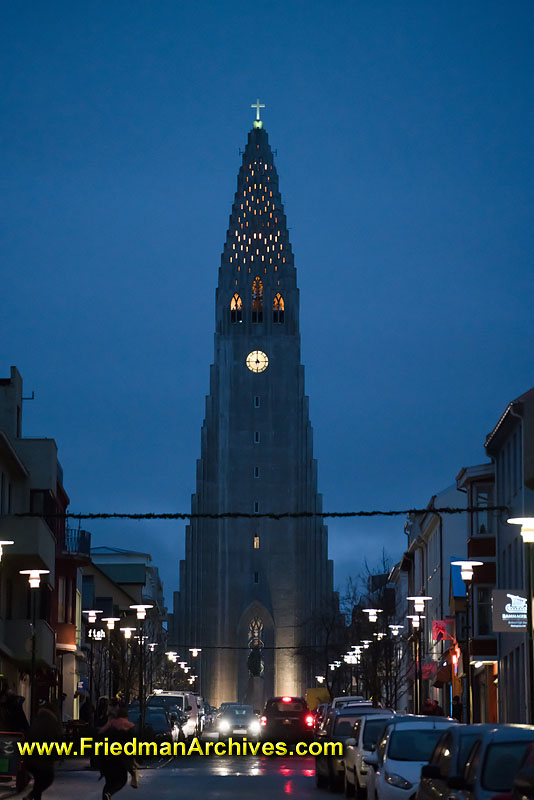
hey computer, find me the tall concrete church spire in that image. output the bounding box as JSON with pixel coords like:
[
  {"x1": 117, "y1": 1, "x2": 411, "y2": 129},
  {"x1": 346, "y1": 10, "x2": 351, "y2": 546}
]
[{"x1": 173, "y1": 112, "x2": 337, "y2": 706}]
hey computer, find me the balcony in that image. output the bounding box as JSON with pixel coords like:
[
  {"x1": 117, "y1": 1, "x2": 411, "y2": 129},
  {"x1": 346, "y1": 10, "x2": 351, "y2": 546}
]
[
  {"x1": 0, "y1": 516, "x2": 56, "y2": 575},
  {"x1": 4, "y1": 619, "x2": 55, "y2": 666},
  {"x1": 63, "y1": 528, "x2": 91, "y2": 558}
]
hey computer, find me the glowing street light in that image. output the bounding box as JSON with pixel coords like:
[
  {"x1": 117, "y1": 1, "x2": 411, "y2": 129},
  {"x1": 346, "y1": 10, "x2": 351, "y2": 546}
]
[
  {"x1": 389, "y1": 624, "x2": 404, "y2": 636},
  {"x1": 120, "y1": 627, "x2": 136, "y2": 639},
  {"x1": 315, "y1": 675, "x2": 325, "y2": 684},
  {"x1": 189, "y1": 648, "x2": 202, "y2": 657},
  {"x1": 0, "y1": 540, "x2": 14, "y2": 561},
  {"x1": 130, "y1": 604, "x2": 153, "y2": 620},
  {"x1": 102, "y1": 617, "x2": 120, "y2": 630},
  {"x1": 406, "y1": 614, "x2": 420, "y2": 629},
  {"x1": 508, "y1": 518, "x2": 534, "y2": 543},
  {"x1": 363, "y1": 608, "x2": 382, "y2": 623},
  {"x1": 451, "y1": 560, "x2": 483, "y2": 582},
  {"x1": 407, "y1": 596, "x2": 432, "y2": 613},
  {"x1": 83, "y1": 609, "x2": 103, "y2": 624}
]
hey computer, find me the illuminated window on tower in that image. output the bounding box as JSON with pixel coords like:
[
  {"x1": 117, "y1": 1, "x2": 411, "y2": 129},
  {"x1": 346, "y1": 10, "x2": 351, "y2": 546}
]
[
  {"x1": 252, "y1": 277, "x2": 263, "y2": 323},
  {"x1": 273, "y1": 293, "x2": 285, "y2": 324},
  {"x1": 253, "y1": 536, "x2": 260, "y2": 549},
  {"x1": 230, "y1": 293, "x2": 242, "y2": 323}
]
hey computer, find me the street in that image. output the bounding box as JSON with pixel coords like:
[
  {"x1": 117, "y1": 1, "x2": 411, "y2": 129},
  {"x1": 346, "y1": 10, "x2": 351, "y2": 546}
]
[{"x1": 6, "y1": 753, "x2": 330, "y2": 800}]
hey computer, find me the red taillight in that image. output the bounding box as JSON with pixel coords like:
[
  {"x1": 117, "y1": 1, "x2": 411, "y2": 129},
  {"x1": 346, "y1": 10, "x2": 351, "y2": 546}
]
[
  {"x1": 260, "y1": 715, "x2": 267, "y2": 726},
  {"x1": 281, "y1": 696, "x2": 292, "y2": 703},
  {"x1": 305, "y1": 714, "x2": 314, "y2": 727}
]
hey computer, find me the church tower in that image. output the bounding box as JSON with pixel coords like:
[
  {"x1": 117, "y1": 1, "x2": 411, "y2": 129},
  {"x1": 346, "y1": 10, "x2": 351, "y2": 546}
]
[{"x1": 174, "y1": 106, "x2": 336, "y2": 706}]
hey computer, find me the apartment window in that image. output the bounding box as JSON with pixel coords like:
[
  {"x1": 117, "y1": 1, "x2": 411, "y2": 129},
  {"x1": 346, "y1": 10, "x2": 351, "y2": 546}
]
[
  {"x1": 254, "y1": 501, "x2": 259, "y2": 514},
  {"x1": 254, "y1": 466, "x2": 260, "y2": 479},
  {"x1": 475, "y1": 587, "x2": 492, "y2": 635},
  {"x1": 254, "y1": 396, "x2": 261, "y2": 408},
  {"x1": 474, "y1": 485, "x2": 492, "y2": 534},
  {"x1": 253, "y1": 572, "x2": 259, "y2": 584},
  {"x1": 254, "y1": 431, "x2": 260, "y2": 444},
  {"x1": 253, "y1": 535, "x2": 260, "y2": 549}
]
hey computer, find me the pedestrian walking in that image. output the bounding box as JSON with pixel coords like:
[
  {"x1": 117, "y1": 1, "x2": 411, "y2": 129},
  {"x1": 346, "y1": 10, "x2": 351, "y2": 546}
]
[
  {"x1": 97, "y1": 706, "x2": 136, "y2": 799},
  {"x1": 24, "y1": 703, "x2": 63, "y2": 800}
]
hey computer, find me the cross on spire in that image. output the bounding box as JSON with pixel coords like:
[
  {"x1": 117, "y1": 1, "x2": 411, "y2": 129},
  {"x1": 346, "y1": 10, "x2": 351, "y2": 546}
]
[{"x1": 251, "y1": 98, "x2": 265, "y2": 122}]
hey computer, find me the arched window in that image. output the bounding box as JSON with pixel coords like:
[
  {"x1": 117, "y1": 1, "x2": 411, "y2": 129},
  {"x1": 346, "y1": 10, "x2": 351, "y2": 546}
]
[
  {"x1": 252, "y1": 277, "x2": 263, "y2": 323},
  {"x1": 230, "y1": 293, "x2": 242, "y2": 323},
  {"x1": 273, "y1": 293, "x2": 285, "y2": 324}
]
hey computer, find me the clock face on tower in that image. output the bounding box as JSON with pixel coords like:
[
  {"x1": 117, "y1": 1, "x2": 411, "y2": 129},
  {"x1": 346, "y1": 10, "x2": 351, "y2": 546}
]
[{"x1": 246, "y1": 350, "x2": 269, "y2": 373}]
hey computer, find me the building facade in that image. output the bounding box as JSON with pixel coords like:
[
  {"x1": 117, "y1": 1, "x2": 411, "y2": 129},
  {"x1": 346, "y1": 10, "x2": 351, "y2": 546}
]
[{"x1": 173, "y1": 116, "x2": 336, "y2": 706}]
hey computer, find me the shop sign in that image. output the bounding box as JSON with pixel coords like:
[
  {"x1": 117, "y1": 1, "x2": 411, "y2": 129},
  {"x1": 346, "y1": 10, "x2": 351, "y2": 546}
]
[{"x1": 492, "y1": 590, "x2": 528, "y2": 632}]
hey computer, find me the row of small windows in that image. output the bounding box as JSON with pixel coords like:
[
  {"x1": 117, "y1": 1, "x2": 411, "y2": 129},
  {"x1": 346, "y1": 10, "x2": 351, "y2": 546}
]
[{"x1": 230, "y1": 285, "x2": 284, "y2": 324}]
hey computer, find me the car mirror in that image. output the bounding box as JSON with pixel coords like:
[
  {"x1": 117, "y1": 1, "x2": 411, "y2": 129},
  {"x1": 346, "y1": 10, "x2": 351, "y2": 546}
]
[
  {"x1": 363, "y1": 752, "x2": 379, "y2": 767},
  {"x1": 421, "y1": 765, "x2": 442, "y2": 780},
  {"x1": 345, "y1": 738, "x2": 357, "y2": 747}
]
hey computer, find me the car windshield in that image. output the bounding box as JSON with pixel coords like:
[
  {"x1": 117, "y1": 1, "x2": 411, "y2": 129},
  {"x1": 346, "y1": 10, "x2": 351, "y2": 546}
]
[
  {"x1": 133, "y1": 710, "x2": 168, "y2": 732},
  {"x1": 334, "y1": 716, "x2": 359, "y2": 737},
  {"x1": 388, "y1": 729, "x2": 446, "y2": 761},
  {"x1": 482, "y1": 742, "x2": 532, "y2": 792},
  {"x1": 458, "y1": 732, "x2": 482, "y2": 768},
  {"x1": 148, "y1": 695, "x2": 183, "y2": 711},
  {"x1": 223, "y1": 706, "x2": 254, "y2": 718},
  {"x1": 363, "y1": 719, "x2": 391, "y2": 749}
]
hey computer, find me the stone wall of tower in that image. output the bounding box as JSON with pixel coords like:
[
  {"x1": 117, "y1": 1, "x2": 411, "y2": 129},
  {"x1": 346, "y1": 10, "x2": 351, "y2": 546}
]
[{"x1": 174, "y1": 124, "x2": 337, "y2": 706}]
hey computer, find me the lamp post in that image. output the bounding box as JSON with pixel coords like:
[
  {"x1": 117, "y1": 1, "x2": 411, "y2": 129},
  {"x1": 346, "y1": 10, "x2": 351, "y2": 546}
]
[
  {"x1": 102, "y1": 617, "x2": 120, "y2": 698},
  {"x1": 130, "y1": 604, "x2": 153, "y2": 731},
  {"x1": 363, "y1": 608, "x2": 382, "y2": 624},
  {"x1": 189, "y1": 647, "x2": 202, "y2": 693},
  {"x1": 120, "y1": 627, "x2": 136, "y2": 703},
  {"x1": 407, "y1": 596, "x2": 431, "y2": 714},
  {"x1": 83, "y1": 609, "x2": 103, "y2": 705},
  {"x1": 508, "y1": 518, "x2": 534, "y2": 723},
  {"x1": 451, "y1": 560, "x2": 483, "y2": 723},
  {"x1": 148, "y1": 643, "x2": 158, "y2": 694},
  {"x1": 19, "y1": 569, "x2": 50, "y2": 721}
]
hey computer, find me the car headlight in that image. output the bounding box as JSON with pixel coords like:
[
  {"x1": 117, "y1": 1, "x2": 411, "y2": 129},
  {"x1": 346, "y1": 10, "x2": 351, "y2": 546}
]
[
  {"x1": 248, "y1": 721, "x2": 261, "y2": 735},
  {"x1": 219, "y1": 720, "x2": 230, "y2": 733},
  {"x1": 384, "y1": 772, "x2": 413, "y2": 790}
]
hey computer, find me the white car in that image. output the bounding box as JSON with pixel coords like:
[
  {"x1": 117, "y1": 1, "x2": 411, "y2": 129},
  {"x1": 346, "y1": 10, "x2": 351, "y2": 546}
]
[
  {"x1": 344, "y1": 713, "x2": 396, "y2": 797},
  {"x1": 365, "y1": 718, "x2": 456, "y2": 800},
  {"x1": 332, "y1": 695, "x2": 367, "y2": 710},
  {"x1": 147, "y1": 690, "x2": 201, "y2": 740}
]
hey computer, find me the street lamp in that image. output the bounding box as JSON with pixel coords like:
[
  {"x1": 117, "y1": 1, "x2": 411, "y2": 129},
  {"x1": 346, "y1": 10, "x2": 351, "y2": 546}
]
[
  {"x1": 315, "y1": 675, "x2": 325, "y2": 684},
  {"x1": 130, "y1": 604, "x2": 153, "y2": 730},
  {"x1": 189, "y1": 648, "x2": 202, "y2": 691},
  {"x1": 83, "y1": 609, "x2": 103, "y2": 704},
  {"x1": 120, "y1": 627, "x2": 136, "y2": 703},
  {"x1": 0, "y1": 540, "x2": 14, "y2": 561},
  {"x1": 363, "y1": 608, "x2": 382, "y2": 623},
  {"x1": 389, "y1": 624, "x2": 403, "y2": 636},
  {"x1": 407, "y1": 596, "x2": 432, "y2": 613},
  {"x1": 102, "y1": 617, "x2": 120, "y2": 698},
  {"x1": 451, "y1": 560, "x2": 483, "y2": 723},
  {"x1": 508, "y1": 518, "x2": 534, "y2": 723},
  {"x1": 19, "y1": 569, "x2": 50, "y2": 721}
]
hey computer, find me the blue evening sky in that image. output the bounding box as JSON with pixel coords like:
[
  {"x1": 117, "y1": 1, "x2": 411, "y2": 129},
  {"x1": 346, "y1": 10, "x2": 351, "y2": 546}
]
[{"x1": 2, "y1": 1, "x2": 533, "y2": 602}]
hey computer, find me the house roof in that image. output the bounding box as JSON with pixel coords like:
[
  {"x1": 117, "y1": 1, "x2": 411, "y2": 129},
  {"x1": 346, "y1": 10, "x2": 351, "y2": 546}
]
[{"x1": 485, "y1": 387, "x2": 534, "y2": 451}]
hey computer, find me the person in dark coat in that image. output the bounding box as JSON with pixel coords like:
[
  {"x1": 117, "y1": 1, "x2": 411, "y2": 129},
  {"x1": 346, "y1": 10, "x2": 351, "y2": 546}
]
[
  {"x1": 422, "y1": 697, "x2": 434, "y2": 715},
  {"x1": 97, "y1": 706, "x2": 136, "y2": 799},
  {"x1": 451, "y1": 695, "x2": 463, "y2": 722},
  {"x1": 432, "y1": 700, "x2": 445, "y2": 716},
  {"x1": 24, "y1": 703, "x2": 63, "y2": 800}
]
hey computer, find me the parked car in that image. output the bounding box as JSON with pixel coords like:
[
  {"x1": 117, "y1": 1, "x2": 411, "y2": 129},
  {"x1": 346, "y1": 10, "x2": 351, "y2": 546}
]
[
  {"x1": 130, "y1": 707, "x2": 180, "y2": 744},
  {"x1": 316, "y1": 705, "x2": 399, "y2": 792},
  {"x1": 147, "y1": 691, "x2": 201, "y2": 740},
  {"x1": 417, "y1": 725, "x2": 495, "y2": 800},
  {"x1": 314, "y1": 702, "x2": 330, "y2": 734},
  {"x1": 344, "y1": 712, "x2": 397, "y2": 797},
  {"x1": 217, "y1": 704, "x2": 260, "y2": 741},
  {"x1": 364, "y1": 717, "x2": 457, "y2": 800},
  {"x1": 447, "y1": 725, "x2": 534, "y2": 800},
  {"x1": 331, "y1": 696, "x2": 367, "y2": 710},
  {"x1": 260, "y1": 696, "x2": 314, "y2": 742}
]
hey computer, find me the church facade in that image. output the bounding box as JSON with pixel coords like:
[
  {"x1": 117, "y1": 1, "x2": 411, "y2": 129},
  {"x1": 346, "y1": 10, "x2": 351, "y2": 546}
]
[{"x1": 173, "y1": 111, "x2": 336, "y2": 706}]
